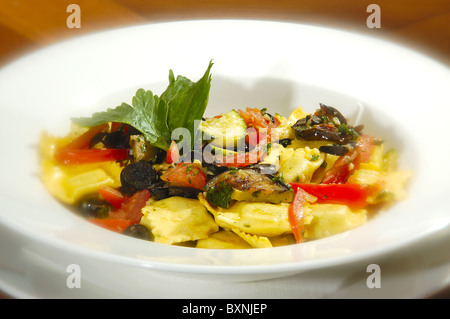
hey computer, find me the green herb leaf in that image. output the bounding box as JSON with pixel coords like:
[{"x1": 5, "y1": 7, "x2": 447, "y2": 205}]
[
  {"x1": 162, "y1": 61, "x2": 213, "y2": 148},
  {"x1": 72, "y1": 89, "x2": 171, "y2": 151},
  {"x1": 71, "y1": 60, "x2": 214, "y2": 151}
]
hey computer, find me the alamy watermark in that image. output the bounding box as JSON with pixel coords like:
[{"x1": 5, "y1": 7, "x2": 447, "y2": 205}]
[
  {"x1": 65, "y1": 263, "x2": 381, "y2": 290},
  {"x1": 66, "y1": 4, "x2": 81, "y2": 29},
  {"x1": 366, "y1": 4, "x2": 381, "y2": 29},
  {"x1": 366, "y1": 263, "x2": 381, "y2": 288},
  {"x1": 66, "y1": 264, "x2": 81, "y2": 288},
  {"x1": 66, "y1": 4, "x2": 381, "y2": 30}
]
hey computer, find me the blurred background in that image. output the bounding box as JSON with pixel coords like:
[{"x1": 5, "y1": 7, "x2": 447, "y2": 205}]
[
  {"x1": 0, "y1": 0, "x2": 449, "y2": 299},
  {"x1": 0, "y1": 0, "x2": 449, "y2": 68}
]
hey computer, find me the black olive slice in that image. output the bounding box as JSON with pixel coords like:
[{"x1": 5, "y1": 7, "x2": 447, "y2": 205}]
[
  {"x1": 319, "y1": 145, "x2": 349, "y2": 156},
  {"x1": 120, "y1": 161, "x2": 158, "y2": 195},
  {"x1": 123, "y1": 224, "x2": 151, "y2": 241}
]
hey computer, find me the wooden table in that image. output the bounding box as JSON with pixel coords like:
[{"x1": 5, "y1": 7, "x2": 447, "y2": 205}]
[
  {"x1": 0, "y1": 0, "x2": 449, "y2": 299},
  {"x1": 1, "y1": 0, "x2": 449, "y2": 67}
]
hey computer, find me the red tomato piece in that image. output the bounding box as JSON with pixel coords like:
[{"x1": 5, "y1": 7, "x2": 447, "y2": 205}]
[
  {"x1": 109, "y1": 189, "x2": 151, "y2": 223},
  {"x1": 89, "y1": 218, "x2": 135, "y2": 233},
  {"x1": 54, "y1": 148, "x2": 129, "y2": 164},
  {"x1": 322, "y1": 163, "x2": 353, "y2": 184},
  {"x1": 322, "y1": 135, "x2": 375, "y2": 184},
  {"x1": 238, "y1": 108, "x2": 277, "y2": 130},
  {"x1": 353, "y1": 134, "x2": 375, "y2": 168},
  {"x1": 160, "y1": 162, "x2": 207, "y2": 190},
  {"x1": 215, "y1": 140, "x2": 268, "y2": 168},
  {"x1": 98, "y1": 185, "x2": 129, "y2": 210}
]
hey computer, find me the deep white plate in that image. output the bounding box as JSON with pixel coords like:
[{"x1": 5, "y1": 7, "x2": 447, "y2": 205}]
[{"x1": 1, "y1": 20, "x2": 449, "y2": 299}]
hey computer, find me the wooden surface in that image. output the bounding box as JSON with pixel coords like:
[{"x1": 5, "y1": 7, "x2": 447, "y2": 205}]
[
  {"x1": 0, "y1": 0, "x2": 449, "y2": 67},
  {"x1": 0, "y1": 0, "x2": 449, "y2": 299}
]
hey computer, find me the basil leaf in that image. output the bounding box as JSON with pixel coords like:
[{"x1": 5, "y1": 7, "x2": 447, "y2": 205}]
[
  {"x1": 72, "y1": 89, "x2": 171, "y2": 151},
  {"x1": 71, "y1": 61, "x2": 214, "y2": 151},
  {"x1": 161, "y1": 60, "x2": 213, "y2": 148}
]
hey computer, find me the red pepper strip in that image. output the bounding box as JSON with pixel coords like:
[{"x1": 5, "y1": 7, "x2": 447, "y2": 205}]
[
  {"x1": 109, "y1": 189, "x2": 151, "y2": 223},
  {"x1": 289, "y1": 187, "x2": 317, "y2": 244},
  {"x1": 290, "y1": 183, "x2": 370, "y2": 210},
  {"x1": 89, "y1": 218, "x2": 135, "y2": 233},
  {"x1": 62, "y1": 123, "x2": 109, "y2": 150},
  {"x1": 54, "y1": 148, "x2": 129, "y2": 164},
  {"x1": 98, "y1": 185, "x2": 129, "y2": 210}
]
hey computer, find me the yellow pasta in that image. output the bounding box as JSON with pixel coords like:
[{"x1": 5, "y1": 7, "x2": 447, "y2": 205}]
[{"x1": 141, "y1": 196, "x2": 219, "y2": 244}]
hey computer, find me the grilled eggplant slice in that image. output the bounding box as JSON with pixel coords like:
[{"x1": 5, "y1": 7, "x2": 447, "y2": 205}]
[{"x1": 204, "y1": 168, "x2": 294, "y2": 208}]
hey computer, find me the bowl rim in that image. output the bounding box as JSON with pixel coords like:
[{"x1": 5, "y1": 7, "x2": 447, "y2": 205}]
[{"x1": 1, "y1": 19, "x2": 450, "y2": 276}]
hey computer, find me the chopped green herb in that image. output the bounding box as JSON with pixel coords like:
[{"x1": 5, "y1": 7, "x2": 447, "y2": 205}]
[
  {"x1": 205, "y1": 181, "x2": 234, "y2": 208},
  {"x1": 338, "y1": 123, "x2": 359, "y2": 142}
]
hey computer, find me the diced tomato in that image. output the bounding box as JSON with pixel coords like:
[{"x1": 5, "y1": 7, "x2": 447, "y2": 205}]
[
  {"x1": 289, "y1": 187, "x2": 317, "y2": 243},
  {"x1": 239, "y1": 108, "x2": 280, "y2": 146},
  {"x1": 89, "y1": 218, "x2": 135, "y2": 233},
  {"x1": 98, "y1": 185, "x2": 129, "y2": 210},
  {"x1": 216, "y1": 140, "x2": 268, "y2": 168},
  {"x1": 322, "y1": 162, "x2": 353, "y2": 184},
  {"x1": 245, "y1": 127, "x2": 270, "y2": 147},
  {"x1": 109, "y1": 189, "x2": 150, "y2": 223},
  {"x1": 322, "y1": 135, "x2": 375, "y2": 184},
  {"x1": 353, "y1": 134, "x2": 375, "y2": 168},
  {"x1": 238, "y1": 108, "x2": 278, "y2": 130},
  {"x1": 54, "y1": 148, "x2": 129, "y2": 164},
  {"x1": 160, "y1": 162, "x2": 207, "y2": 190},
  {"x1": 62, "y1": 123, "x2": 109, "y2": 150},
  {"x1": 218, "y1": 151, "x2": 262, "y2": 168},
  {"x1": 290, "y1": 183, "x2": 370, "y2": 209},
  {"x1": 166, "y1": 140, "x2": 180, "y2": 164}
]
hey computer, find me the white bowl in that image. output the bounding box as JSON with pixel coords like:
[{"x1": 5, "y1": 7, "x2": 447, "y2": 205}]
[{"x1": 1, "y1": 20, "x2": 450, "y2": 299}]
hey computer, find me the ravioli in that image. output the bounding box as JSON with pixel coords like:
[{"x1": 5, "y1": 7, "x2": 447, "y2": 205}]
[
  {"x1": 196, "y1": 230, "x2": 251, "y2": 249},
  {"x1": 347, "y1": 168, "x2": 411, "y2": 204},
  {"x1": 278, "y1": 146, "x2": 325, "y2": 183},
  {"x1": 303, "y1": 204, "x2": 368, "y2": 240},
  {"x1": 275, "y1": 107, "x2": 310, "y2": 140},
  {"x1": 140, "y1": 196, "x2": 219, "y2": 244},
  {"x1": 199, "y1": 193, "x2": 292, "y2": 237}
]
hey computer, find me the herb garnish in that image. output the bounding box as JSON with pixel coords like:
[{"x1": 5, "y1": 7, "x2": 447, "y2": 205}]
[{"x1": 72, "y1": 61, "x2": 214, "y2": 151}]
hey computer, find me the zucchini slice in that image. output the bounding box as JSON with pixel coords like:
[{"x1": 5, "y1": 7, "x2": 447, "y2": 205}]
[{"x1": 200, "y1": 110, "x2": 247, "y2": 148}]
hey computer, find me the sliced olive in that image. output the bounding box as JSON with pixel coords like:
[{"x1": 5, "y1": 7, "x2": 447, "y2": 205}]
[
  {"x1": 148, "y1": 181, "x2": 202, "y2": 200},
  {"x1": 102, "y1": 130, "x2": 129, "y2": 149},
  {"x1": 89, "y1": 132, "x2": 108, "y2": 148},
  {"x1": 120, "y1": 161, "x2": 158, "y2": 195},
  {"x1": 319, "y1": 145, "x2": 349, "y2": 156},
  {"x1": 292, "y1": 123, "x2": 341, "y2": 142},
  {"x1": 278, "y1": 138, "x2": 292, "y2": 147},
  {"x1": 123, "y1": 224, "x2": 151, "y2": 241},
  {"x1": 78, "y1": 198, "x2": 110, "y2": 218},
  {"x1": 318, "y1": 103, "x2": 347, "y2": 125}
]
